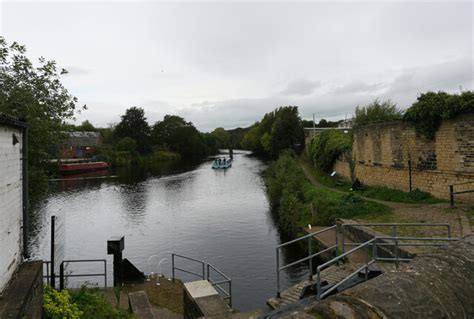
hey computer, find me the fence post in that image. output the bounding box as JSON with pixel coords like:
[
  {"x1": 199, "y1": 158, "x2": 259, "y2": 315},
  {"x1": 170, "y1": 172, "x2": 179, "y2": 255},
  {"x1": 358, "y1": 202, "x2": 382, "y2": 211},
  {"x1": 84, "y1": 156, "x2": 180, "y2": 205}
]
[
  {"x1": 364, "y1": 243, "x2": 369, "y2": 281},
  {"x1": 341, "y1": 225, "x2": 345, "y2": 254},
  {"x1": 447, "y1": 225, "x2": 452, "y2": 238},
  {"x1": 450, "y1": 185, "x2": 454, "y2": 207},
  {"x1": 51, "y1": 216, "x2": 56, "y2": 289},
  {"x1": 206, "y1": 264, "x2": 210, "y2": 281},
  {"x1": 59, "y1": 261, "x2": 64, "y2": 291},
  {"x1": 316, "y1": 269, "x2": 321, "y2": 300},
  {"x1": 229, "y1": 281, "x2": 232, "y2": 307},
  {"x1": 372, "y1": 239, "x2": 377, "y2": 261},
  {"x1": 308, "y1": 237, "x2": 313, "y2": 280},
  {"x1": 408, "y1": 159, "x2": 413, "y2": 192},
  {"x1": 202, "y1": 262, "x2": 206, "y2": 280},
  {"x1": 171, "y1": 254, "x2": 175, "y2": 281},
  {"x1": 276, "y1": 248, "x2": 280, "y2": 298},
  {"x1": 335, "y1": 226, "x2": 339, "y2": 258}
]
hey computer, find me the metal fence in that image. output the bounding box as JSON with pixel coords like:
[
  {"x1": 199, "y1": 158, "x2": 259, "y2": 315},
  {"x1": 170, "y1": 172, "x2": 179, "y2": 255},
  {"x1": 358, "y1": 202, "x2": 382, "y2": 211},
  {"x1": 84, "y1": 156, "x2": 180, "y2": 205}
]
[
  {"x1": 275, "y1": 225, "x2": 338, "y2": 297},
  {"x1": 171, "y1": 253, "x2": 232, "y2": 306},
  {"x1": 341, "y1": 223, "x2": 452, "y2": 254},
  {"x1": 316, "y1": 236, "x2": 460, "y2": 300},
  {"x1": 449, "y1": 181, "x2": 474, "y2": 207},
  {"x1": 43, "y1": 259, "x2": 107, "y2": 290}
]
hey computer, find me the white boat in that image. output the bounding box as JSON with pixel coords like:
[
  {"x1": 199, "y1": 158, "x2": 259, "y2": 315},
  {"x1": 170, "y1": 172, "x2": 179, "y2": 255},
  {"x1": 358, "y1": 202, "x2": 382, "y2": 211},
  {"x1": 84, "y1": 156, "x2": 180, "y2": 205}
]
[{"x1": 212, "y1": 158, "x2": 233, "y2": 169}]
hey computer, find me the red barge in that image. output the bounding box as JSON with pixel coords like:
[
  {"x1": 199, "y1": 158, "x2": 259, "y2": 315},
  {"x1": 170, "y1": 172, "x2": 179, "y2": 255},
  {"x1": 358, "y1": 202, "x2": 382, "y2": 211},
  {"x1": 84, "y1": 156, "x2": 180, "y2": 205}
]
[{"x1": 58, "y1": 160, "x2": 109, "y2": 175}]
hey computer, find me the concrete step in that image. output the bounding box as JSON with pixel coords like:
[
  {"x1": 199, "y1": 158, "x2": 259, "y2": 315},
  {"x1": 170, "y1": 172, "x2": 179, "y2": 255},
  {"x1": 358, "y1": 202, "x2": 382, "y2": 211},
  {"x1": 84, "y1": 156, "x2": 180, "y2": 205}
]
[{"x1": 129, "y1": 290, "x2": 155, "y2": 319}]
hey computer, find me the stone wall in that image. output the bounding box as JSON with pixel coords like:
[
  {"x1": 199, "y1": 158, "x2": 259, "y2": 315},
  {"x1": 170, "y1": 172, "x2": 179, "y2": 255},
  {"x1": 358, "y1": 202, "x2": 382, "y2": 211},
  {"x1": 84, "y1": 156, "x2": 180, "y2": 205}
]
[
  {"x1": 0, "y1": 261, "x2": 43, "y2": 318},
  {"x1": 0, "y1": 124, "x2": 24, "y2": 292},
  {"x1": 333, "y1": 114, "x2": 474, "y2": 201}
]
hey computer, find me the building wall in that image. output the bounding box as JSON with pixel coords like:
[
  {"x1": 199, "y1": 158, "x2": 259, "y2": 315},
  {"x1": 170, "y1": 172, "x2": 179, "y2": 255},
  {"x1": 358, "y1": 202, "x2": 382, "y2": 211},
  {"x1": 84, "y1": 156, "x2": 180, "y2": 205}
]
[
  {"x1": 0, "y1": 125, "x2": 23, "y2": 292},
  {"x1": 333, "y1": 114, "x2": 474, "y2": 201}
]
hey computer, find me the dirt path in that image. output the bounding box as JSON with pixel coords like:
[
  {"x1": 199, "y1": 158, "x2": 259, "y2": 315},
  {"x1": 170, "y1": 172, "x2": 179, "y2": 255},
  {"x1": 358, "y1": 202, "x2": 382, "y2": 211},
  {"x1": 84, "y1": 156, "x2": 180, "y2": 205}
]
[{"x1": 299, "y1": 160, "x2": 473, "y2": 237}]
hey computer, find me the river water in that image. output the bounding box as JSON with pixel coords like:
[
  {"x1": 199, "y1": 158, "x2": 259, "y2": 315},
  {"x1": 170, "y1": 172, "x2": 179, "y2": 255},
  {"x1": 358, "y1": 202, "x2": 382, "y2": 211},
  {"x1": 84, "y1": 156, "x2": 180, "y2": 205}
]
[{"x1": 29, "y1": 151, "x2": 309, "y2": 311}]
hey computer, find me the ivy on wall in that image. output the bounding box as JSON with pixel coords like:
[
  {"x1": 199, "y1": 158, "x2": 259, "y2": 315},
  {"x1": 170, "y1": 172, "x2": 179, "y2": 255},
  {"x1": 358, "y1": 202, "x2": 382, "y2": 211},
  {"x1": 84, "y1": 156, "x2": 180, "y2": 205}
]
[{"x1": 404, "y1": 91, "x2": 474, "y2": 139}]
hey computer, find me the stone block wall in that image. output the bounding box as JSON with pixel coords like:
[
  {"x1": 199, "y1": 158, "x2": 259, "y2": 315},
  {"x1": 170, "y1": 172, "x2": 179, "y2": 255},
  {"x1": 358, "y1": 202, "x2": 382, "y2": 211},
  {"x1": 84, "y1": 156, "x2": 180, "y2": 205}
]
[
  {"x1": 0, "y1": 124, "x2": 24, "y2": 292},
  {"x1": 334, "y1": 114, "x2": 474, "y2": 201}
]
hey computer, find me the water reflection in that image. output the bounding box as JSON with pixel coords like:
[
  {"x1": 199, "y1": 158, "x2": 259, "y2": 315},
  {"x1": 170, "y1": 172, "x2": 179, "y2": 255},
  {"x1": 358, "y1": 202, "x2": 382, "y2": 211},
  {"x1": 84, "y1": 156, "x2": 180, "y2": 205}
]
[{"x1": 30, "y1": 152, "x2": 309, "y2": 311}]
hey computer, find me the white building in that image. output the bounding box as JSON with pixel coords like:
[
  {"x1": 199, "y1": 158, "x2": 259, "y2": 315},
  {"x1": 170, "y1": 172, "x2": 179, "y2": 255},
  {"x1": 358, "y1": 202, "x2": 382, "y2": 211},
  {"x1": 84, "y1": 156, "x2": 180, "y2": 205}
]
[{"x1": 0, "y1": 114, "x2": 28, "y2": 293}]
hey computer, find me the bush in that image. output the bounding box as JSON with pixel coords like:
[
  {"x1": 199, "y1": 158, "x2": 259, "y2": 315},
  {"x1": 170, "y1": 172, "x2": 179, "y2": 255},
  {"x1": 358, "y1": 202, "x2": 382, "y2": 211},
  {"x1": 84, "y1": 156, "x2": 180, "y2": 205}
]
[
  {"x1": 308, "y1": 129, "x2": 352, "y2": 172},
  {"x1": 43, "y1": 286, "x2": 83, "y2": 319},
  {"x1": 71, "y1": 287, "x2": 131, "y2": 319},
  {"x1": 354, "y1": 99, "x2": 402, "y2": 127},
  {"x1": 404, "y1": 91, "x2": 474, "y2": 139},
  {"x1": 265, "y1": 153, "x2": 389, "y2": 235}
]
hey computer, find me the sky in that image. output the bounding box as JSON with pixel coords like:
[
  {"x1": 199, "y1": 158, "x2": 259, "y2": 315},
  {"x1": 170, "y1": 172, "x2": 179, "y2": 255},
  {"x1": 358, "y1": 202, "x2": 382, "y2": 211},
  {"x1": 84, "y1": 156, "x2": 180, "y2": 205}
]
[{"x1": 1, "y1": 0, "x2": 473, "y2": 131}]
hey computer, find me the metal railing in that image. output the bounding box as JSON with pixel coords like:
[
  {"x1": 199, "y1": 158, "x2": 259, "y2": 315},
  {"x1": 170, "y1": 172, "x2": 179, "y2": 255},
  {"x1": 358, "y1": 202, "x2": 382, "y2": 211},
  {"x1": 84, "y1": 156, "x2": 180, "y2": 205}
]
[
  {"x1": 341, "y1": 223, "x2": 452, "y2": 253},
  {"x1": 171, "y1": 253, "x2": 232, "y2": 306},
  {"x1": 450, "y1": 181, "x2": 474, "y2": 207},
  {"x1": 207, "y1": 263, "x2": 232, "y2": 306},
  {"x1": 316, "y1": 236, "x2": 460, "y2": 300},
  {"x1": 275, "y1": 225, "x2": 338, "y2": 297},
  {"x1": 316, "y1": 238, "x2": 376, "y2": 299},
  {"x1": 42, "y1": 259, "x2": 107, "y2": 289},
  {"x1": 59, "y1": 259, "x2": 107, "y2": 290}
]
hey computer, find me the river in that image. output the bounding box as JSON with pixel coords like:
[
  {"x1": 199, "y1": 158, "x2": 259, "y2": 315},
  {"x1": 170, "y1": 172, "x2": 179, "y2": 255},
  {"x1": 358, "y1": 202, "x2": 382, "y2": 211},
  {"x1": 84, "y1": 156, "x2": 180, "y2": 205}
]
[{"x1": 29, "y1": 151, "x2": 309, "y2": 311}]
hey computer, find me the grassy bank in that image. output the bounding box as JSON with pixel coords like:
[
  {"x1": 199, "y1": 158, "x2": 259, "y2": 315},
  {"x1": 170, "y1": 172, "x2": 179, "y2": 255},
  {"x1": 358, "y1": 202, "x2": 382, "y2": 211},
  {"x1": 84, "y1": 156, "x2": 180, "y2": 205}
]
[
  {"x1": 265, "y1": 152, "x2": 389, "y2": 236},
  {"x1": 302, "y1": 157, "x2": 443, "y2": 204}
]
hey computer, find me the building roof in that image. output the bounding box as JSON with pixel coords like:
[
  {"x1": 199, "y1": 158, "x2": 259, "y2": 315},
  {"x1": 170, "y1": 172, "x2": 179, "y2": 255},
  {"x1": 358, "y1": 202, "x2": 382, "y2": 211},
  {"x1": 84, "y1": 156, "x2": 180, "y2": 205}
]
[
  {"x1": 0, "y1": 113, "x2": 28, "y2": 128},
  {"x1": 64, "y1": 131, "x2": 101, "y2": 147}
]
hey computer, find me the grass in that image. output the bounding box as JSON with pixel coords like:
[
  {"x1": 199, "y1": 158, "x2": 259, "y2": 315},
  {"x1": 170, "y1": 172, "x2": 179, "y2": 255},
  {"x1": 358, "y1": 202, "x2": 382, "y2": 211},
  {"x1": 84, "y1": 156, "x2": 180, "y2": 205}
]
[
  {"x1": 123, "y1": 276, "x2": 184, "y2": 314},
  {"x1": 301, "y1": 157, "x2": 443, "y2": 204},
  {"x1": 468, "y1": 207, "x2": 474, "y2": 226}
]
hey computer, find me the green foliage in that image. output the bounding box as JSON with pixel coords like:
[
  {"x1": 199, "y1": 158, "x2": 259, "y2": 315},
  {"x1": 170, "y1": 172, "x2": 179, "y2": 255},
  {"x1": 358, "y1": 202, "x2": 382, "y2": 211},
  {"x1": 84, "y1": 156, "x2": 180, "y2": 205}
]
[
  {"x1": 404, "y1": 91, "x2": 474, "y2": 139},
  {"x1": 265, "y1": 153, "x2": 388, "y2": 235},
  {"x1": 43, "y1": 286, "x2": 82, "y2": 319},
  {"x1": 0, "y1": 37, "x2": 83, "y2": 206},
  {"x1": 115, "y1": 107, "x2": 152, "y2": 154},
  {"x1": 210, "y1": 127, "x2": 230, "y2": 149},
  {"x1": 152, "y1": 115, "x2": 208, "y2": 158},
  {"x1": 116, "y1": 137, "x2": 138, "y2": 153},
  {"x1": 241, "y1": 106, "x2": 305, "y2": 158},
  {"x1": 354, "y1": 99, "x2": 402, "y2": 127},
  {"x1": 71, "y1": 287, "x2": 132, "y2": 319},
  {"x1": 302, "y1": 119, "x2": 341, "y2": 128},
  {"x1": 308, "y1": 129, "x2": 352, "y2": 172},
  {"x1": 43, "y1": 286, "x2": 133, "y2": 319},
  {"x1": 359, "y1": 187, "x2": 442, "y2": 204}
]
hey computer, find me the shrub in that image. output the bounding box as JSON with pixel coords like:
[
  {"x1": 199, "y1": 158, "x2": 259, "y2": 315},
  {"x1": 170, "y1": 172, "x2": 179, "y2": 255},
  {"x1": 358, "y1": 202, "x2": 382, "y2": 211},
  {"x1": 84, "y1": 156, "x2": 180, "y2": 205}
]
[
  {"x1": 116, "y1": 137, "x2": 138, "y2": 153},
  {"x1": 404, "y1": 91, "x2": 474, "y2": 139},
  {"x1": 308, "y1": 129, "x2": 352, "y2": 172},
  {"x1": 354, "y1": 99, "x2": 402, "y2": 127},
  {"x1": 43, "y1": 286, "x2": 83, "y2": 319},
  {"x1": 71, "y1": 287, "x2": 131, "y2": 319}
]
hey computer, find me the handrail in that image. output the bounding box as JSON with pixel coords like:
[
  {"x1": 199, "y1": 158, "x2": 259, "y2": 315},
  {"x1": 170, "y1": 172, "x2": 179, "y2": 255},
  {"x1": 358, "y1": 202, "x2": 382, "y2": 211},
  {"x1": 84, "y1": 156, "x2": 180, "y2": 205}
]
[
  {"x1": 172, "y1": 253, "x2": 232, "y2": 306},
  {"x1": 316, "y1": 236, "x2": 459, "y2": 300},
  {"x1": 275, "y1": 225, "x2": 338, "y2": 297},
  {"x1": 341, "y1": 223, "x2": 451, "y2": 253},
  {"x1": 171, "y1": 253, "x2": 206, "y2": 280},
  {"x1": 316, "y1": 238, "x2": 376, "y2": 299},
  {"x1": 207, "y1": 263, "x2": 232, "y2": 307},
  {"x1": 59, "y1": 259, "x2": 107, "y2": 290},
  {"x1": 450, "y1": 183, "x2": 474, "y2": 207}
]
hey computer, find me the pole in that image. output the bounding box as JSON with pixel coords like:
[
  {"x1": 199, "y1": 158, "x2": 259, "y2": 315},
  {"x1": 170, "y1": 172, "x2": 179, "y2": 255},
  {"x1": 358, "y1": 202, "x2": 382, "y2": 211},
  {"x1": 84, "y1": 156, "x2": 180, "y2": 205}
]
[
  {"x1": 408, "y1": 159, "x2": 413, "y2": 192},
  {"x1": 22, "y1": 125, "x2": 29, "y2": 259},
  {"x1": 450, "y1": 185, "x2": 454, "y2": 207},
  {"x1": 171, "y1": 254, "x2": 175, "y2": 281},
  {"x1": 50, "y1": 215, "x2": 56, "y2": 288},
  {"x1": 276, "y1": 248, "x2": 280, "y2": 298},
  {"x1": 308, "y1": 237, "x2": 313, "y2": 280},
  {"x1": 59, "y1": 262, "x2": 64, "y2": 291}
]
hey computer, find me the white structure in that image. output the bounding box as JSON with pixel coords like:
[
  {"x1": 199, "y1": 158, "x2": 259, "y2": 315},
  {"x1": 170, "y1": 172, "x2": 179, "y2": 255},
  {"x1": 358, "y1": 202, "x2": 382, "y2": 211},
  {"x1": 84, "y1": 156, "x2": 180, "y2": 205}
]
[{"x1": 0, "y1": 114, "x2": 28, "y2": 293}]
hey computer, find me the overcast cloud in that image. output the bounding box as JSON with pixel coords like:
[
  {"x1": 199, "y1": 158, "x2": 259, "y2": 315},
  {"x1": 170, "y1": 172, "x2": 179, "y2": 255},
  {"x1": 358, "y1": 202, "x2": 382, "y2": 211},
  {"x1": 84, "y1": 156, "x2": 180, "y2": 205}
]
[{"x1": 1, "y1": 1, "x2": 472, "y2": 131}]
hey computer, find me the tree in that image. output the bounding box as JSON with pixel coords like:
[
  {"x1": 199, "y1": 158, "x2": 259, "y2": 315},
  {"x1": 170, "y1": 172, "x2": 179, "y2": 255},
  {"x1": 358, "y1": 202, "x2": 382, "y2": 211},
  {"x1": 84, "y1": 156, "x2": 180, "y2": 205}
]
[
  {"x1": 152, "y1": 115, "x2": 208, "y2": 158},
  {"x1": 268, "y1": 106, "x2": 305, "y2": 158},
  {"x1": 114, "y1": 107, "x2": 151, "y2": 154},
  {"x1": 354, "y1": 99, "x2": 402, "y2": 127},
  {"x1": 210, "y1": 127, "x2": 230, "y2": 149},
  {"x1": 76, "y1": 120, "x2": 96, "y2": 131},
  {"x1": 0, "y1": 37, "x2": 83, "y2": 203},
  {"x1": 117, "y1": 137, "x2": 137, "y2": 153}
]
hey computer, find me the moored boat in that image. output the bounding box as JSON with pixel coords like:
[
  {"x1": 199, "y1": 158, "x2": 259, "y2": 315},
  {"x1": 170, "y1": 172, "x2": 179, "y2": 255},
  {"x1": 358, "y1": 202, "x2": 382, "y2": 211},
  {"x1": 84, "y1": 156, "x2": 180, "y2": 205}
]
[{"x1": 59, "y1": 161, "x2": 109, "y2": 174}]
